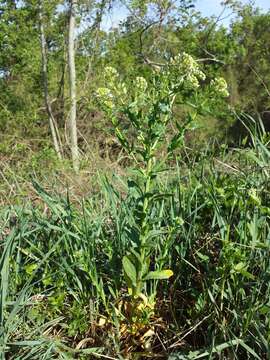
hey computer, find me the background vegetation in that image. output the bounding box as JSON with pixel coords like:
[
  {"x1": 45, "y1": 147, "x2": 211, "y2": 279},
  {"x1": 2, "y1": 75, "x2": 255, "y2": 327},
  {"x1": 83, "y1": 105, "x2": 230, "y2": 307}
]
[{"x1": 0, "y1": 0, "x2": 269, "y2": 359}]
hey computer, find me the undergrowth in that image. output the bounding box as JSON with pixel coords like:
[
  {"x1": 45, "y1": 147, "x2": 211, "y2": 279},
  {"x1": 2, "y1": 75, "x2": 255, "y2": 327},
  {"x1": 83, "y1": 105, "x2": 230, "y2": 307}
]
[
  {"x1": 0, "y1": 56, "x2": 270, "y2": 359},
  {"x1": 1, "y1": 122, "x2": 270, "y2": 359}
]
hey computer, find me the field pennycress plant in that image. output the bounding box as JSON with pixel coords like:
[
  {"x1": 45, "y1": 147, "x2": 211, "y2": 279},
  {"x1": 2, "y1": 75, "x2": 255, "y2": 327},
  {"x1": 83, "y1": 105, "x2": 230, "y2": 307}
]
[{"x1": 96, "y1": 53, "x2": 229, "y2": 314}]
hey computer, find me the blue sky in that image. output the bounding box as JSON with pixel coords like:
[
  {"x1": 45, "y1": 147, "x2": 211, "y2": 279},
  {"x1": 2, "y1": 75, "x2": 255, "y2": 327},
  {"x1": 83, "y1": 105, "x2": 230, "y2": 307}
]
[
  {"x1": 197, "y1": 0, "x2": 269, "y2": 16},
  {"x1": 101, "y1": 0, "x2": 270, "y2": 30},
  {"x1": 197, "y1": 0, "x2": 270, "y2": 26}
]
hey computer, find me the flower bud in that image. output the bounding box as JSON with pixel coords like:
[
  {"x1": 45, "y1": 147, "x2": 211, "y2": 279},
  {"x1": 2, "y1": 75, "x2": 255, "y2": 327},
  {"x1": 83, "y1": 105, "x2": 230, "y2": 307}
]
[{"x1": 211, "y1": 77, "x2": 229, "y2": 97}]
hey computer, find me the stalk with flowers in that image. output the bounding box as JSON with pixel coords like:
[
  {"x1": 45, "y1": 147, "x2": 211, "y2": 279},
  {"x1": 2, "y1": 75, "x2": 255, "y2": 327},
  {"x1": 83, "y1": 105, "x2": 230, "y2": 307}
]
[{"x1": 96, "y1": 53, "x2": 229, "y2": 308}]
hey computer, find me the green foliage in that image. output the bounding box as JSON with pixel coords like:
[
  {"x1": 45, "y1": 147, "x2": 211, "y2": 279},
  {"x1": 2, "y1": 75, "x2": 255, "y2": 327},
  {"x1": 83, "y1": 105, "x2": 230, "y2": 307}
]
[
  {"x1": 1, "y1": 0, "x2": 270, "y2": 358},
  {"x1": 1, "y1": 0, "x2": 270, "y2": 154},
  {"x1": 96, "y1": 56, "x2": 228, "y2": 302},
  {"x1": 1, "y1": 122, "x2": 269, "y2": 357}
]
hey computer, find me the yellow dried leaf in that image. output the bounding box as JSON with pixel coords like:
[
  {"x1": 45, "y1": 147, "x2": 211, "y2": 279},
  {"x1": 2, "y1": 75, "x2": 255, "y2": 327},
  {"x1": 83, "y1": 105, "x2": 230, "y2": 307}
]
[
  {"x1": 98, "y1": 317, "x2": 106, "y2": 327},
  {"x1": 140, "y1": 328, "x2": 155, "y2": 340}
]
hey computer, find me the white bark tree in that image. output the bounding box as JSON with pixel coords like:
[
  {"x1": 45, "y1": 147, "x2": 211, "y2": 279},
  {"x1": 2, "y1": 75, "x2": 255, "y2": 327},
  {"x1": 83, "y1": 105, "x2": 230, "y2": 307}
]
[
  {"x1": 67, "y1": 0, "x2": 79, "y2": 172},
  {"x1": 38, "y1": 0, "x2": 62, "y2": 160}
]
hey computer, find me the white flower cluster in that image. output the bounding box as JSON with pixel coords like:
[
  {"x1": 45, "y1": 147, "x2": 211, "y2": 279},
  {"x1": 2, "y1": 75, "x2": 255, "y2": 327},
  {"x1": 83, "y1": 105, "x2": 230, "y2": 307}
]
[
  {"x1": 96, "y1": 71, "x2": 128, "y2": 109},
  {"x1": 211, "y1": 77, "x2": 229, "y2": 97},
  {"x1": 134, "y1": 76, "x2": 148, "y2": 92},
  {"x1": 96, "y1": 67, "x2": 126, "y2": 109},
  {"x1": 96, "y1": 87, "x2": 114, "y2": 109},
  {"x1": 172, "y1": 53, "x2": 206, "y2": 90},
  {"x1": 104, "y1": 66, "x2": 118, "y2": 80}
]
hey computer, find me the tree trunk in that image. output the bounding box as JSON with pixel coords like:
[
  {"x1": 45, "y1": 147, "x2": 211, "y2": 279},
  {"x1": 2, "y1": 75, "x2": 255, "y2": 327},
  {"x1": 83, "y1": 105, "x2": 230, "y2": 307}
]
[
  {"x1": 67, "y1": 0, "x2": 79, "y2": 172},
  {"x1": 38, "y1": 0, "x2": 62, "y2": 160}
]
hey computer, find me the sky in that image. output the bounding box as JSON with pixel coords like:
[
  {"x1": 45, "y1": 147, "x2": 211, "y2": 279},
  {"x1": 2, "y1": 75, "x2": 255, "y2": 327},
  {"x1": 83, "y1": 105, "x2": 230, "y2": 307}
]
[
  {"x1": 101, "y1": 0, "x2": 270, "y2": 30},
  {"x1": 197, "y1": 0, "x2": 269, "y2": 16},
  {"x1": 197, "y1": 0, "x2": 270, "y2": 26}
]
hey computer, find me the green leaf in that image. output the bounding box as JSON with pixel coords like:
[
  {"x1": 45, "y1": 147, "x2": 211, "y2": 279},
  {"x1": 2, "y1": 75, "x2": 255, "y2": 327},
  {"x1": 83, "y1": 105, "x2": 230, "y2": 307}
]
[
  {"x1": 259, "y1": 305, "x2": 270, "y2": 315},
  {"x1": 234, "y1": 262, "x2": 245, "y2": 271},
  {"x1": 233, "y1": 262, "x2": 255, "y2": 280},
  {"x1": 25, "y1": 263, "x2": 38, "y2": 275},
  {"x1": 122, "y1": 256, "x2": 137, "y2": 287},
  {"x1": 238, "y1": 340, "x2": 261, "y2": 359},
  {"x1": 196, "y1": 251, "x2": 210, "y2": 262},
  {"x1": 144, "y1": 269, "x2": 173, "y2": 280},
  {"x1": 151, "y1": 193, "x2": 173, "y2": 201},
  {"x1": 159, "y1": 103, "x2": 170, "y2": 114},
  {"x1": 168, "y1": 132, "x2": 184, "y2": 153},
  {"x1": 238, "y1": 269, "x2": 255, "y2": 280}
]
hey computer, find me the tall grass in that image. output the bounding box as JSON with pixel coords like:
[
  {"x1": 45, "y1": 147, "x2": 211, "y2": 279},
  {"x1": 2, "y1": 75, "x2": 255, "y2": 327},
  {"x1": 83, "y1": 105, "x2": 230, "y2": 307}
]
[{"x1": 0, "y1": 120, "x2": 269, "y2": 359}]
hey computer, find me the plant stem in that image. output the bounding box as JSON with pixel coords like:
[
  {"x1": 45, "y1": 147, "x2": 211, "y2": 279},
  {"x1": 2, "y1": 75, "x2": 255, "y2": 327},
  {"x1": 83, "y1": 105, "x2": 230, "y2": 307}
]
[{"x1": 134, "y1": 151, "x2": 155, "y2": 296}]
